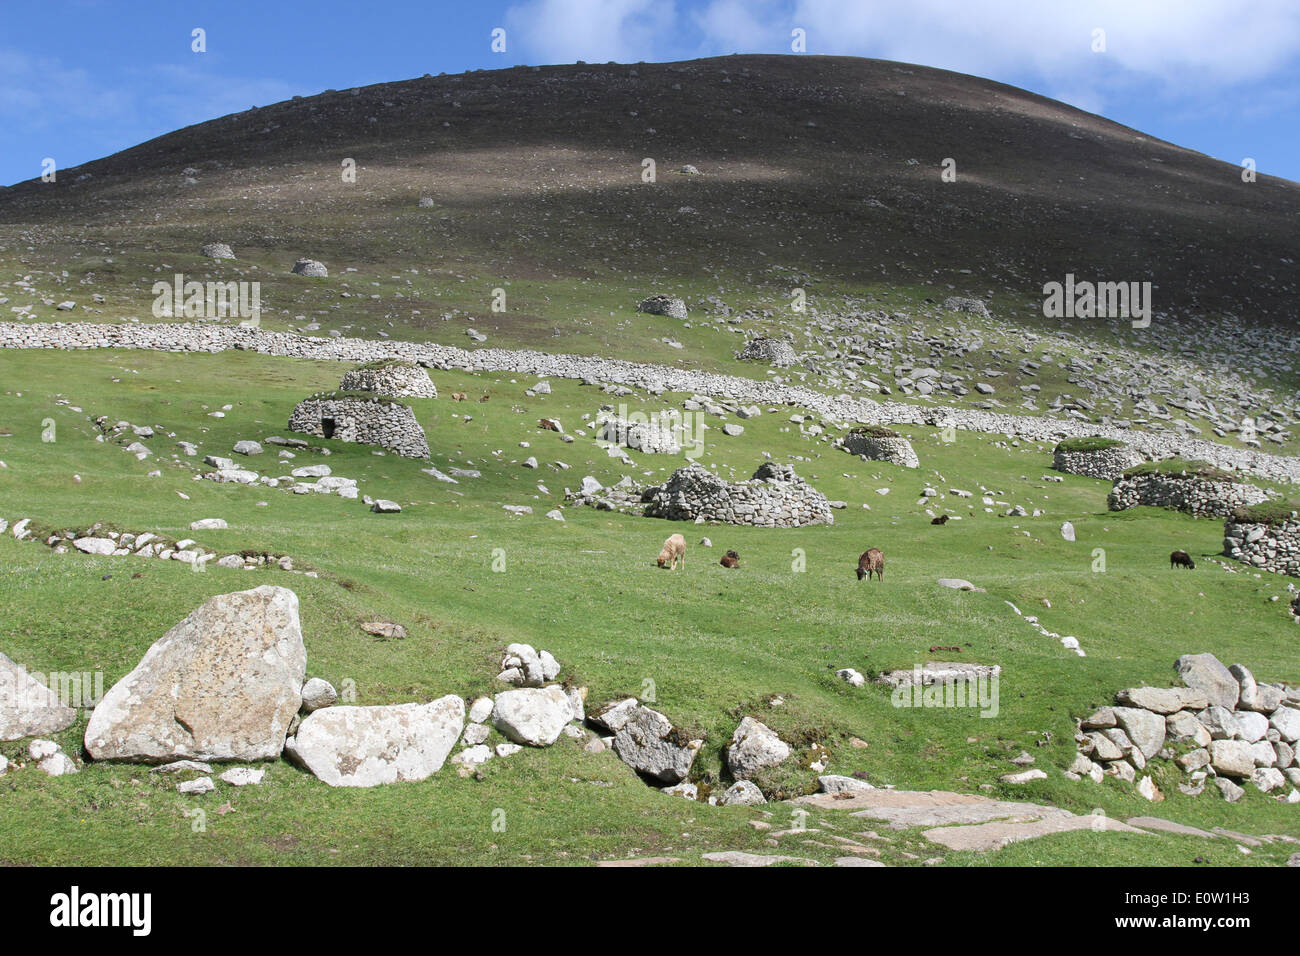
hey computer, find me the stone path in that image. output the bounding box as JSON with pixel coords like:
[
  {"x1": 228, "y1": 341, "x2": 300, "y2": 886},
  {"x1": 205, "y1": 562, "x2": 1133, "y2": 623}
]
[{"x1": 5, "y1": 322, "x2": 1300, "y2": 484}]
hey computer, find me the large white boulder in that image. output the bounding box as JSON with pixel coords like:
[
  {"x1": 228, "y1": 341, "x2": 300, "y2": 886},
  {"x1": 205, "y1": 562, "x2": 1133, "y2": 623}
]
[
  {"x1": 84, "y1": 586, "x2": 306, "y2": 763},
  {"x1": 0, "y1": 651, "x2": 78, "y2": 741},
  {"x1": 726, "y1": 717, "x2": 791, "y2": 779},
  {"x1": 492, "y1": 686, "x2": 571, "y2": 746},
  {"x1": 287, "y1": 696, "x2": 464, "y2": 787}
]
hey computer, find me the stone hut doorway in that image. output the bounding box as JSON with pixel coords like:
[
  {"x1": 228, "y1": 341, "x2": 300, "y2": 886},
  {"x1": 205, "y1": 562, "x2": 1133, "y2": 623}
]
[{"x1": 321, "y1": 417, "x2": 337, "y2": 439}]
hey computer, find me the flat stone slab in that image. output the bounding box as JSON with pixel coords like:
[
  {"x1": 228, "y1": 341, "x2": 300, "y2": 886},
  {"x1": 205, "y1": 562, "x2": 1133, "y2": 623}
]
[
  {"x1": 875, "y1": 663, "x2": 1001, "y2": 689},
  {"x1": 594, "y1": 856, "x2": 683, "y2": 867},
  {"x1": 923, "y1": 814, "x2": 1145, "y2": 852},
  {"x1": 1126, "y1": 816, "x2": 1218, "y2": 839},
  {"x1": 701, "y1": 851, "x2": 819, "y2": 867}
]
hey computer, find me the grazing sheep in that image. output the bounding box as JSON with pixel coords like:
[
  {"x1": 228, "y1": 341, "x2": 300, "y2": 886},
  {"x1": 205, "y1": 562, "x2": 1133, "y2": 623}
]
[
  {"x1": 539, "y1": 418, "x2": 561, "y2": 432},
  {"x1": 450, "y1": 392, "x2": 468, "y2": 402},
  {"x1": 857, "y1": 548, "x2": 884, "y2": 582},
  {"x1": 720, "y1": 549, "x2": 740, "y2": 569},
  {"x1": 1170, "y1": 550, "x2": 1195, "y2": 570},
  {"x1": 478, "y1": 394, "x2": 490, "y2": 402},
  {"x1": 931, "y1": 515, "x2": 949, "y2": 525},
  {"x1": 657, "y1": 533, "x2": 686, "y2": 570}
]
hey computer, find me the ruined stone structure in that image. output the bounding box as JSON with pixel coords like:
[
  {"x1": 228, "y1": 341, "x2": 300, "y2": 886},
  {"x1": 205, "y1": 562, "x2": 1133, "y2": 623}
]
[
  {"x1": 1108, "y1": 471, "x2": 1268, "y2": 518},
  {"x1": 636, "y1": 294, "x2": 688, "y2": 320},
  {"x1": 1053, "y1": 439, "x2": 1143, "y2": 480},
  {"x1": 289, "y1": 394, "x2": 429, "y2": 458},
  {"x1": 735, "y1": 336, "x2": 797, "y2": 368},
  {"x1": 1223, "y1": 514, "x2": 1300, "y2": 576},
  {"x1": 642, "y1": 462, "x2": 833, "y2": 527}
]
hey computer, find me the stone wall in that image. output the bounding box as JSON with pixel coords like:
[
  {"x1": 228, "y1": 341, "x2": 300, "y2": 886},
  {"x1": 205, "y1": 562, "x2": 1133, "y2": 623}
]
[
  {"x1": 4, "y1": 322, "x2": 1300, "y2": 484},
  {"x1": 1069, "y1": 653, "x2": 1300, "y2": 803},
  {"x1": 1053, "y1": 443, "x2": 1142, "y2": 480},
  {"x1": 339, "y1": 362, "x2": 437, "y2": 398},
  {"x1": 735, "y1": 336, "x2": 796, "y2": 368},
  {"x1": 1107, "y1": 473, "x2": 1268, "y2": 517},
  {"x1": 642, "y1": 462, "x2": 833, "y2": 527},
  {"x1": 1223, "y1": 516, "x2": 1300, "y2": 576},
  {"x1": 838, "y1": 430, "x2": 919, "y2": 468},
  {"x1": 289, "y1": 395, "x2": 429, "y2": 458}
]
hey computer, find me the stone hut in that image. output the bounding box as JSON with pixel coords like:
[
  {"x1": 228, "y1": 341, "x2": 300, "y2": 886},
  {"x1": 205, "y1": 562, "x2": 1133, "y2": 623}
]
[
  {"x1": 735, "y1": 336, "x2": 797, "y2": 368},
  {"x1": 636, "y1": 294, "x2": 688, "y2": 320},
  {"x1": 339, "y1": 359, "x2": 437, "y2": 399},
  {"x1": 1108, "y1": 461, "x2": 1268, "y2": 518},
  {"x1": 642, "y1": 461, "x2": 833, "y2": 527},
  {"x1": 200, "y1": 242, "x2": 235, "y2": 260},
  {"x1": 1052, "y1": 437, "x2": 1143, "y2": 480},
  {"x1": 838, "y1": 425, "x2": 919, "y2": 468},
  {"x1": 289, "y1": 393, "x2": 429, "y2": 458},
  {"x1": 944, "y1": 296, "x2": 989, "y2": 317}
]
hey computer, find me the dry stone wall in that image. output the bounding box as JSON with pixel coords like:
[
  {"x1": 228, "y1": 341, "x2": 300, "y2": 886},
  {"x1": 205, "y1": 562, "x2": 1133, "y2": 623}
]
[
  {"x1": 838, "y1": 430, "x2": 919, "y2": 468},
  {"x1": 1053, "y1": 443, "x2": 1142, "y2": 480},
  {"x1": 1108, "y1": 473, "x2": 1268, "y2": 517},
  {"x1": 1223, "y1": 516, "x2": 1300, "y2": 576},
  {"x1": 643, "y1": 462, "x2": 833, "y2": 527}
]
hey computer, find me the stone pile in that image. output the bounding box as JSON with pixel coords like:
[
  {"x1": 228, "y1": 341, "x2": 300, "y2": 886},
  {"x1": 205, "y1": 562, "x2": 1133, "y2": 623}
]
[
  {"x1": 1069, "y1": 653, "x2": 1300, "y2": 804},
  {"x1": 636, "y1": 294, "x2": 687, "y2": 320},
  {"x1": 597, "y1": 414, "x2": 682, "y2": 454},
  {"x1": 200, "y1": 242, "x2": 235, "y2": 260},
  {"x1": 642, "y1": 462, "x2": 834, "y2": 527},
  {"x1": 289, "y1": 393, "x2": 429, "y2": 458},
  {"x1": 291, "y1": 258, "x2": 328, "y2": 277},
  {"x1": 1107, "y1": 471, "x2": 1268, "y2": 518}
]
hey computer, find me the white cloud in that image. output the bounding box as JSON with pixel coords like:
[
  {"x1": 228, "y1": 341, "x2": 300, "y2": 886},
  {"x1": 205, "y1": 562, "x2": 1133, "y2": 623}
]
[{"x1": 504, "y1": 0, "x2": 679, "y2": 64}]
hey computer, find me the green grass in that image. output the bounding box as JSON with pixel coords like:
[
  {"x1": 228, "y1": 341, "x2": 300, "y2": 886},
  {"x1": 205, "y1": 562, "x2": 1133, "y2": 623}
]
[
  {"x1": 0, "y1": 346, "x2": 1297, "y2": 866},
  {"x1": 1123, "y1": 459, "x2": 1240, "y2": 482},
  {"x1": 1055, "y1": 436, "x2": 1126, "y2": 453},
  {"x1": 1229, "y1": 501, "x2": 1300, "y2": 525}
]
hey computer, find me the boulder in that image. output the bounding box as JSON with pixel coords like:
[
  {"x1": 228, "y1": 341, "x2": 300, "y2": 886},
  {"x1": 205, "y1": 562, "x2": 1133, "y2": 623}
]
[
  {"x1": 492, "y1": 686, "x2": 571, "y2": 746},
  {"x1": 300, "y1": 678, "x2": 338, "y2": 713},
  {"x1": 288, "y1": 697, "x2": 463, "y2": 787},
  {"x1": 84, "y1": 586, "x2": 306, "y2": 763},
  {"x1": 1209, "y1": 739, "x2": 1256, "y2": 778},
  {"x1": 612, "y1": 705, "x2": 700, "y2": 784},
  {"x1": 0, "y1": 651, "x2": 78, "y2": 741},
  {"x1": 1114, "y1": 687, "x2": 1208, "y2": 715},
  {"x1": 726, "y1": 717, "x2": 791, "y2": 779},
  {"x1": 818, "y1": 774, "x2": 874, "y2": 794},
  {"x1": 1174, "y1": 653, "x2": 1240, "y2": 710},
  {"x1": 1113, "y1": 707, "x2": 1167, "y2": 759},
  {"x1": 720, "y1": 780, "x2": 767, "y2": 805}
]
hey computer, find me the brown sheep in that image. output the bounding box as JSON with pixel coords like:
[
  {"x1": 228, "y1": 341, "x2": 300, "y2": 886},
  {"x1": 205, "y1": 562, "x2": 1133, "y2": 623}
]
[
  {"x1": 720, "y1": 550, "x2": 740, "y2": 569},
  {"x1": 450, "y1": 392, "x2": 468, "y2": 402},
  {"x1": 657, "y1": 533, "x2": 686, "y2": 570},
  {"x1": 931, "y1": 515, "x2": 949, "y2": 525},
  {"x1": 857, "y1": 548, "x2": 884, "y2": 582},
  {"x1": 1170, "y1": 550, "x2": 1195, "y2": 570},
  {"x1": 538, "y1": 418, "x2": 561, "y2": 432}
]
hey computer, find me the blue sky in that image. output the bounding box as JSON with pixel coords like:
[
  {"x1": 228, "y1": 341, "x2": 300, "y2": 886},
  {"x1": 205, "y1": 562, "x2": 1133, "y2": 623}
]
[{"x1": 2, "y1": 0, "x2": 1298, "y2": 187}]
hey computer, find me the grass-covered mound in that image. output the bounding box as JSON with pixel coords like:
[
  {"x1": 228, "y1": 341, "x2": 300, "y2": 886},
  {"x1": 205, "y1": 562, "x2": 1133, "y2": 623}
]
[
  {"x1": 1123, "y1": 458, "x2": 1238, "y2": 483},
  {"x1": 1055, "y1": 436, "x2": 1124, "y2": 453},
  {"x1": 848, "y1": 424, "x2": 900, "y2": 438},
  {"x1": 1230, "y1": 501, "x2": 1300, "y2": 525}
]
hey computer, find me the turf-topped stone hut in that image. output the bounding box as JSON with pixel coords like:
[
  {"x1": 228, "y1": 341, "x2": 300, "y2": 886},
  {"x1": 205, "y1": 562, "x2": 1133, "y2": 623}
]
[
  {"x1": 636, "y1": 294, "x2": 688, "y2": 320},
  {"x1": 339, "y1": 359, "x2": 438, "y2": 399},
  {"x1": 291, "y1": 258, "x2": 328, "y2": 277},
  {"x1": 643, "y1": 461, "x2": 833, "y2": 527},
  {"x1": 289, "y1": 392, "x2": 429, "y2": 458},
  {"x1": 1107, "y1": 459, "x2": 1268, "y2": 518},
  {"x1": 1052, "y1": 436, "x2": 1143, "y2": 480},
  {"x1": 837, "y1": 425, "x2": 919, "y2": 468},
  {"x1": 735, "y1": 336, "x2": 797, "y2": 368},
  {"x1": 1223, "y1": 502, "x2": 1300, "y2": 576},
  {"x1": 597, "y1": 414, "x2": 682, "y2": 454}
]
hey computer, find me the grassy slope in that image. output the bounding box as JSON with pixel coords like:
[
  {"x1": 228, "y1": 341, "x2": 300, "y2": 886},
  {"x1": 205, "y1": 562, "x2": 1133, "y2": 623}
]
[{"x1": 0, "y1": 346, "x2": 1296, "y2": 866}]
